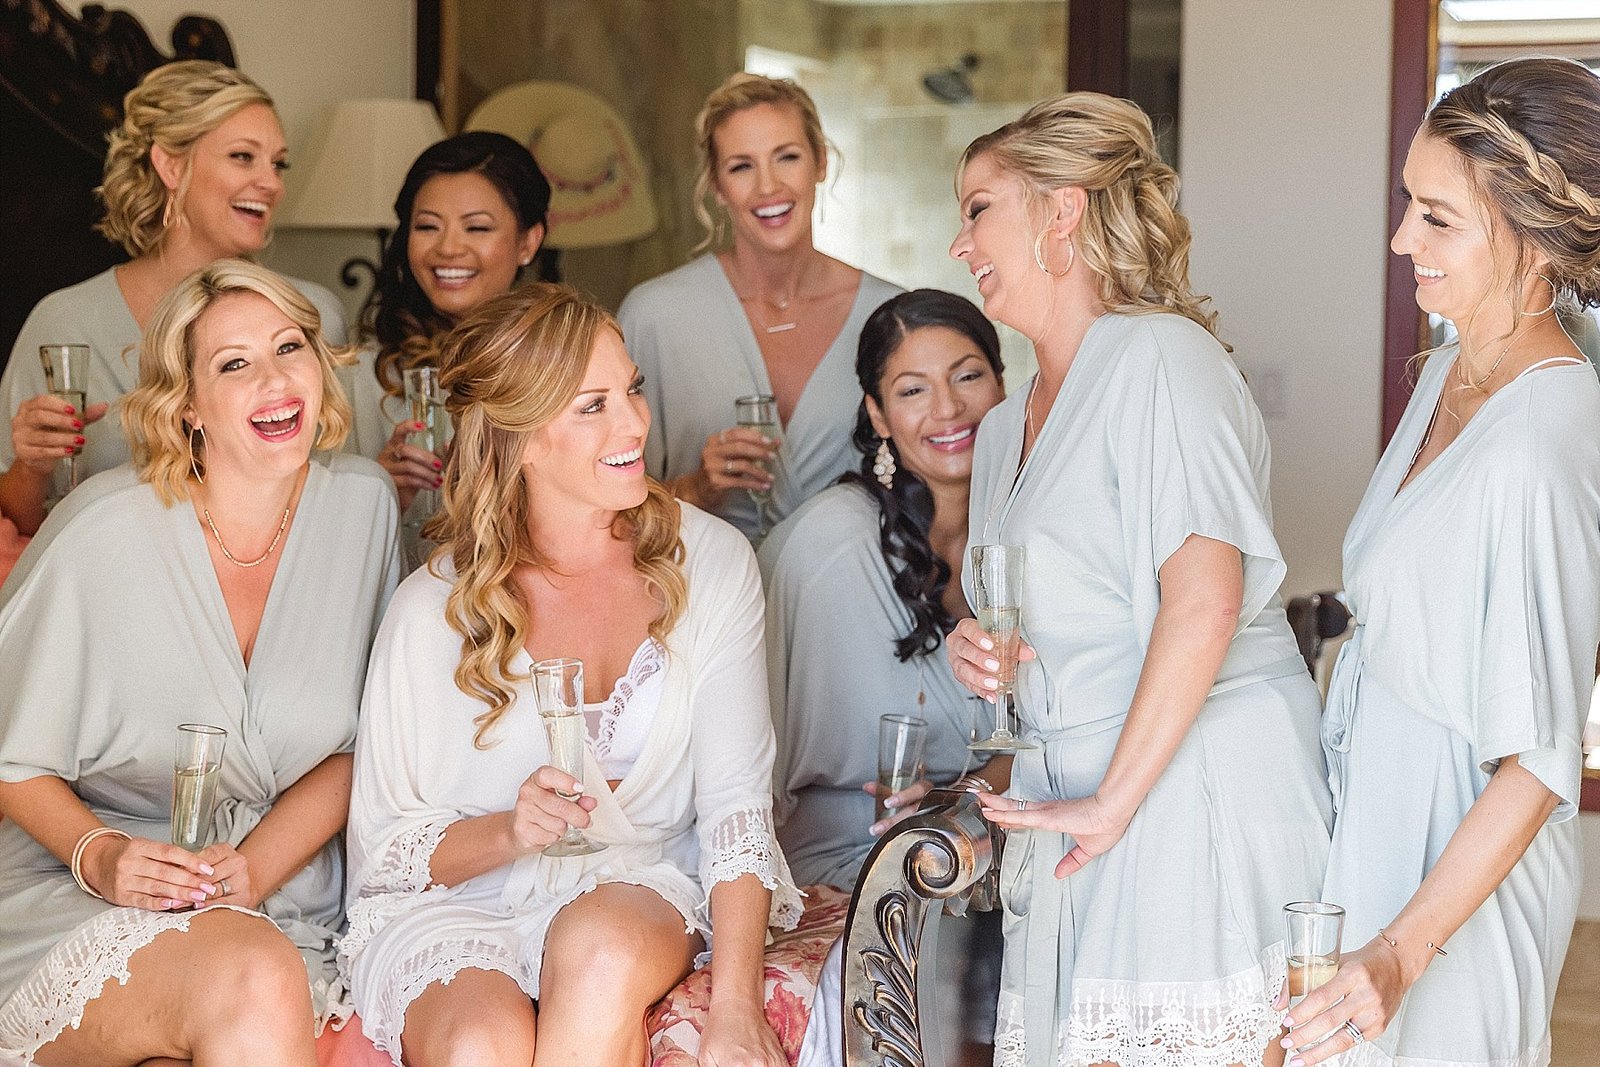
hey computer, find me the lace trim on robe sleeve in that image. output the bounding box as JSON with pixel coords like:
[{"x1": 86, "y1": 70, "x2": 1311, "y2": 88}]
[
  {"x1": 364, "y1": 817, "x2": 453, "y2": 895},
  {"x1": 697, "y1": 805, "x2": 805, "y2": 930}
]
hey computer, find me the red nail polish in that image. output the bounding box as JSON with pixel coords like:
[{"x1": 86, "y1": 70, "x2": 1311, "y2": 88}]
[
  {"x1": 433, "y1": 459, "x2": 442, "y2": 470},
  {"x1": 433, "y1": 477, "x2": 443, "y2": 487},
  {"x1": 64, "y1": 446, "x2": 75, "y2": 455},
  {"x1": 71, "y1": 420, "x2": 82, "y2": 430},
  {"x1": 64, "y1": 406, "x2": 76, "y2": 416},
  {"x1": 74, "y1": 435, "x2": 85, "y2": 445}
]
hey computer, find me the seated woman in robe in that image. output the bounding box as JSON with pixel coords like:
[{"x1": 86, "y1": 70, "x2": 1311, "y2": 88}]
[
  {"x1": 341, "y1": 282, "x2": 802, "y2": 1067},
  {"x1": 0, "y1": 260, "x2": 400, "y2": 1064},
  {"x1": 761, "y1": 289, "x2": 1010, "y2": 1067}
]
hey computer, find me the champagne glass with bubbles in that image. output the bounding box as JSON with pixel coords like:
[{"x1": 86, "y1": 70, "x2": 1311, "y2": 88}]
[
  {"x1": 533, "y1": 658, "x2": 605, "y2": 857},
  {"x1": 39, "y1": 345, "x2": 89, "y2": 501},
  {"x1": 172, "y1": 724, "x2": 226, "y2": 853},
  {"x1": 1284, "y1": 901, "x2": 1344, "y2": 1002},
  {"x1": 735, "y1": 394, "x2": 781, "y2": 538},
  {"x1": 968, "y1": 544, "x2": 1036, "y2": 752}
]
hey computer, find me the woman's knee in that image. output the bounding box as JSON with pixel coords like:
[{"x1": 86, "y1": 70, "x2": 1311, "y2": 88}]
[
  {"x1": 541, "y1": 888, "x2": 693, "y2": 995},
  {"x1": 402, "y1": 971, "x2": 535, "y2": 1067},
  {"x1": 186, "y1": 910, "x2": 311, "y2": 1017}
]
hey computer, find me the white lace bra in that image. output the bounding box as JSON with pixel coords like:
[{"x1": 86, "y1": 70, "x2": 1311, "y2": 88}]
[{"x1": 583, "y1": 637, "x2": 666, "y2": 782}]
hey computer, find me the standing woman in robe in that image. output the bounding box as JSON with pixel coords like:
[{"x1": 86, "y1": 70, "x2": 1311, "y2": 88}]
[
  {"x1": 1283, "y1": 58, "x2": 1600, "y2": 1067},
  {"x1": 0, "y1": 61, "x2": 346, "y2": 538},
  {"x1": 0, "y1": 260, "x2": 399, "y2": 1064},
  {"x1": 944, "y1": 95, "x2": 1332, "y2": 1066},
  {"x1": 345, "y1": 131, "x2": 549, "y2": 516},
  {"x1": 619, "y1": 73, "x2": 901, "y2": 540}
]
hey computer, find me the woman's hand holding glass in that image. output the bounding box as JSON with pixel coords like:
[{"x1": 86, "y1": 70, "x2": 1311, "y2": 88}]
[
  {"x1": 946, "y1": 616, "x2": 1038, "y2": 703},
  {"x1": 975, "y1": 792, "x2": 1135, "y2": 878},
  {"x1": 1281, "y1": 936, "x2": 1415, "y2": 1066},
  {"x1": 79, "y1": 833, "x2": 223, "y2": 911},
  {"x1": 865, "y1": 775, "x2": 935, "y2": 838},
  {"x1": 509, "y1": 765, "x2": 598, "y2": 854},
  {"x1": 193, "y1": 842, "x2": 257, "y2": 908},
  {"x1": 379, "y1": 419, "x2": 444, "y2": 514},
  {"x1": 686, "y1": 427, "x2": 777, "y2": 504},
  {"x1": 8, "y1": 392, "x2": 109, "y2": 475}
]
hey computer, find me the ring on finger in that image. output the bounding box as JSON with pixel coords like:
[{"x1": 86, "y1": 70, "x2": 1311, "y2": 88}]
[
  {"x1": 1343, "y1": 1020, "x2": 1364, "y2": 1045},
  {"x1": 220, "y1": 878, "x2": 233, "y2": 897},
  {"x1": 1016, "y1": 799, "x2": 1028, "y2": 812},
  {"x1": 724, "y1": 459, "x2": 734, "y2": 475}
]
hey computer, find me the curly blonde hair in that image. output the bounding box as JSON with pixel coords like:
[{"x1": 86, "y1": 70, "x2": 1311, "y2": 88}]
[
  {"x1": 1423, "y1": 57, "x2": 1600, "y2": 323},
  {"x1": 122, "y1": 260, "x2": 353, "y2": 505},
  {"x1": 97, "y1": 61, "x2": 275, "y2": 258},
  {"x1": 962, "y1": 92, "x2": 1222, "y2": 341},
  {"x1": 427, "y1": 284, "x2": 687, "y2": 749},
  {"x1": 692, "y1": 72, "x2": 830, "y2": 254}
]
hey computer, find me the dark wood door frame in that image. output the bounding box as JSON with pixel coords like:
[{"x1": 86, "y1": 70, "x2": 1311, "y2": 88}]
[
  {"x1": 1067, "y1": 0, "x2": 1129, "y2": 95},
  {"x1": 1383, "y1": 0, "x2": 1437, "y2": 446}
]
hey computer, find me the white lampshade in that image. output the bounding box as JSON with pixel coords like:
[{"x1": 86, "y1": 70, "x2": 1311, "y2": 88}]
[{"x1": 278, "y1": 99, "x2": 447, "y2": 230}]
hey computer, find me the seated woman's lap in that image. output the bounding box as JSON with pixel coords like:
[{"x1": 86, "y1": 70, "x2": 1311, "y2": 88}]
[{"x1": 35, "y1": 908, "x2": 310, "y2": 1067}]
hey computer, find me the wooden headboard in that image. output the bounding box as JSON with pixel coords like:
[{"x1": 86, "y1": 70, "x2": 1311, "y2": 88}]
[{"x1": 0, "y1": 0, "x2": 234, "y2": 375}]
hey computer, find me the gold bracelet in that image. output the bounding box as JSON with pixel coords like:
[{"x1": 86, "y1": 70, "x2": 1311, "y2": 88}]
[
  {"x1": 1377, "y1": 927, "x2": 1448, "y2": 958},
  {"x1": 70, "y1": 826, "x2": 131, "y2": 901}
]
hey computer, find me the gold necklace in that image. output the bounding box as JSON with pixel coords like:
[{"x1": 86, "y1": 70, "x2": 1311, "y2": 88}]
[
  {"x1": 1459, "y1": 332, "x2": 1517, "y2": 392},
  {"x1": 204, "y1": 503, "x2": 290, "y2": 568}
]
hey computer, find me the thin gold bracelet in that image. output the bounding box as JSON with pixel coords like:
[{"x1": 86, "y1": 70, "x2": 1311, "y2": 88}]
[
  {"x1": 70, "y1": 826, "x2": 131, "y2": 901},
  {"x1": 1377, "y1": 927, "x2": 1448, "y2": 958}
]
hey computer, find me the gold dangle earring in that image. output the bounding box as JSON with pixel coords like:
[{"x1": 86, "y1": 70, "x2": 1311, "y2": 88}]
[
  {"x1": 189, "y1": 424, "x2": 206, "y2": 484},
  {"x1": 1033, "y1": 230, "x2": 1074, "y2": 277}
]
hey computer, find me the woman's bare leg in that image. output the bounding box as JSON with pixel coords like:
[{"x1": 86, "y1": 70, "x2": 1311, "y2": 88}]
[
  {"x1": 400, "y1": 968, "x2": 536, "y2": 1067},
  {"x1": 36, "y1": 909, "x2": 314, "y2": 1067},
  {"x1": 533, "y1": 884, "x2": 700, "y2": 1067}
]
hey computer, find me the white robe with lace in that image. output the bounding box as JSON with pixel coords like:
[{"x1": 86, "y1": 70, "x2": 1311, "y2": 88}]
[{"x1": 340, "y1": 503, "x2": 803, "y2": 1061}]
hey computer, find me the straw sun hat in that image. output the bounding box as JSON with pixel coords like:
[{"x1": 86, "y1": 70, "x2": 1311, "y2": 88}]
[{"x1": 466, "y1": 80, "x2": 657, "y2": 249}]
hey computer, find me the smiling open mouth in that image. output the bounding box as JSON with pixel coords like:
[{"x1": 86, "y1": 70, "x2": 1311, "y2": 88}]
[
  {"x1": 600, "y1": 447, "x2": 643, "y2": 468},
  {"x1": 232, "y1": 199, "x2": 270, "y2": 220},
  {"x1": 432, "y1": 267, "x2": 478, "y2": 284},
  {"x1": 754, "y1": 202, "x2": 794, "y2": 223},
  {"x1": 250, "y1": 401, "x2": 303, "y2": 440},
  {"x1": 974, "y1": 264, "x2": 994, "y2": 285}
]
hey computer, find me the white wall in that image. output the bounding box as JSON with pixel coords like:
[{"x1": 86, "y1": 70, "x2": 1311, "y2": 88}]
[
  {"x1": 1180, "y1": 0, "x2": 1392, "y2": 596},
  {"x1": 71, "y1": 0, "x2": 416, "y2": 325}
]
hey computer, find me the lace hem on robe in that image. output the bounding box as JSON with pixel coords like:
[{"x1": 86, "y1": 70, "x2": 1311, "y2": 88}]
[{"x1": 698, "y1": 805, "x2": 804, "y2": 930}]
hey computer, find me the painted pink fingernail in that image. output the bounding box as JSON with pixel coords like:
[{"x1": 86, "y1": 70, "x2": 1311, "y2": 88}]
[
  {"x1": 189, "y1": 890, "x2": 207, "y2": 902},
  {"x1": 979, "y1": 637, "x2": 994, "y2": 650},
  {"x1": 1290, "y1": 1059, "x2": 1305, "y2": 1067},
  {"x1": 200, "y1": 883, "x2": 216, "y2": 895},
  {"x1": 162, "y1": 898, "x2": 177, "y2": 909},
  {"x1": 984, "y1": 658, "x2": 1000, "y2": 671},
  {"x1": 984, "y1": 677, "x2": 999, "y2": 689},
  {"x1": 1282, "y1": 1019, "x2": 1296, "y2": 1030},
  {"x1": 199, "y1": 863, "x2": 215, "y2": 876}
]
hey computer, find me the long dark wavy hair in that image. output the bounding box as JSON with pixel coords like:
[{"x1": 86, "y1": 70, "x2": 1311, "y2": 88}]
[
  {"x1": 360, "y1": 131, "x2": 551, "y2": 398},
  {"x1": 840, "y1": 289, "x2": 1003, "y2": 661}
]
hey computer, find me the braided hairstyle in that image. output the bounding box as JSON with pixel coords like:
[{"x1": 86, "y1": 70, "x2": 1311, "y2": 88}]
[
  {"x1": 1424, "y1": 58, "x2": 1600, "y2": 312},
  {"x1": 840, "y1": 289, "x2": 1003, "y2": 662},
  {"x1": 361, "y1": 132, "x2": 551, "y2": 399}
]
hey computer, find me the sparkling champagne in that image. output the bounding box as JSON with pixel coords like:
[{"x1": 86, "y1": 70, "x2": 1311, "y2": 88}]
[
  {"x1": 171, "y1": 763, "x2": 220, "y2": 852},
  {"x1": 977, "y1": 605, "x2": 1021, "y2": 692},
  {"x1": 1286, "y1": 953, "x2": 1338, "y2": 997},
  {"x1": 875, "y1": 770, "x2": 916, "y2": 823},
  {"x1": 50, "y1": 389, "x2": 86, "y2": 416},
  {"x1": 408, "y1": 393, "x2": 448, "y2": 455},
  {"x1": 543, "y1": 709, "x2": 585, "y2": 792},
  {"x1": 743, "y1": 419, "x2": 780, "y2": 507}
]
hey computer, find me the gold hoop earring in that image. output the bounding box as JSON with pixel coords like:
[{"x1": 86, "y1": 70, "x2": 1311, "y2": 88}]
[
  {"x1": 1521, "y1": 272, "x2": 1559, "y2": 317},
  {"x1": 189, "y1": 424, "x2": 206, "y2": 484},
  {"x1": 1033, "y1": 230, "x2": 1074, "y2": 278},
  {"x1": 873, "y1": 439, "x2": 896, "y2": 489}
]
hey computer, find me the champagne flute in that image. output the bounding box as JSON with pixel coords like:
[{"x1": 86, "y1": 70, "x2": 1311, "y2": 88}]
[
  {"x1": 1283, "y1": 900, "x2": 1344, "y2": 1001},
  {"x1": 876, "y1": 714, "x2": 928, "y2": 823},
  {"x1": 532, "y1": 658, "x2": 606, "y2": 857},
  {"x1": 172, "y1": 724, "x2": 227, "y2": 853},
  {"x1": 403, "y1": 366, "x2": 450, "y2": 511},
  {"x1": 39, "y1": 344, "x2": 90, "y2": 500},
  {"x1": 734, "y1": 394, "x2": 781, "y2": 538},
  {"x1": 968, "y1": 544, "x2": 1036, "y2": 752}
]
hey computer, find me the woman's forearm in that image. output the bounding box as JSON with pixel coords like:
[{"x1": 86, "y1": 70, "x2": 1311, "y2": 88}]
[
  {"x1": 237, "y1": 753, "x2": 353, "y2": 900},
  {"x1": 1096, "y1": 534, "x2": 1243, "y2": 818},
  {"x1": 708, "y1": 873, "x2": 774, "y2": 1007},
  {"x1": 425, "y1": 810, "x2": 520, "y2": 888},
  {"x1": 1381, "y1": 756, "x2": 1559, "y2": 982},
  {"x1": 0, "y1": 774, "x2": 102, "y2": 863}
]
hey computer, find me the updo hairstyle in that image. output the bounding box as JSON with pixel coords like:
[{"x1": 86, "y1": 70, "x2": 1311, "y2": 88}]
[
  {"x1": 97, "y1": 60, "x2": 275, "y2": 257},
  {"x1": 692, "y1": 72, "x2": 830, "y2": 252},
  {"x1": 1423, "y1": 57, "x2": 1600, "y2": 313},
  {"x1": 962, "y1": 92, "x2": 1221, "y2": 340}
]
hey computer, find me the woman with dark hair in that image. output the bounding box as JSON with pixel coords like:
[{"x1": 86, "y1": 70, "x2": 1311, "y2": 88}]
[
  {"x1": 344, "y1": 131, "x2": 550, "y2": 518},
  {"x1": 1284, "y1": 57, "x2": 1600, "y2": 1066},
  {"x1": 761, "y1": 288, "x2": 1009, "y2": 1066},
  {"x1": 762, "y1": 288, "x2": 1009, "y2": 886}
]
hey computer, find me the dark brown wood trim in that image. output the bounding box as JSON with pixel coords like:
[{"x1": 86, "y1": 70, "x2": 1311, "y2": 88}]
[
  {"x1": 1581, "y1": 770, "x2": 1599, "y2": 814},
  {"x1": 415, "y1": 0, "x2": 440, "y2": 104},
  {"x1": 1067, "y1": 0, "x2": 1128, "y2": 96},
  {"x1": 1381, "y1": 0, "x2": 1436, "y2": 447}
]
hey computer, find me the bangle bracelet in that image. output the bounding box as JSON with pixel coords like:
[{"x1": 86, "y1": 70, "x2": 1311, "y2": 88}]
[
  {"x1": 949, "y1": 774, "x2": 995, "y2": 794},
  {"x1": 70, "y1": 826, "x2": 131, "y2": 901},
  {"x1": 1377, "y1": 927, "x2": 1448, "y2": 958}
]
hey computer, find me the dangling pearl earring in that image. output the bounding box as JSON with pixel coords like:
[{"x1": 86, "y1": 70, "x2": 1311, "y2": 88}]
[
  {"x1": 873, "y1": 439, "x2": 896, "y2": 489},
  {"x1": 189, "y1": 424, "x2": 206, "y2": 484}
]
